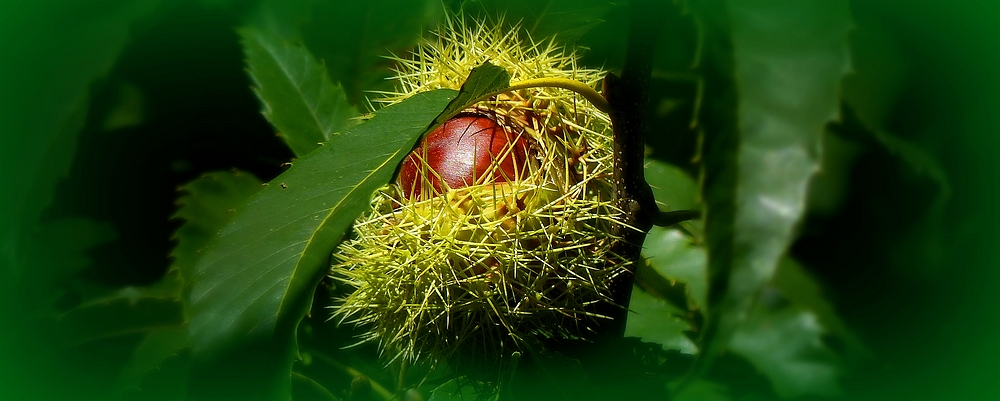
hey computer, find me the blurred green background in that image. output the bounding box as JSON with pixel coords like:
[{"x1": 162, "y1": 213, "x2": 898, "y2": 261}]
[{"x1": 2, "y1": 0, "x2": 999, "y2": 400}]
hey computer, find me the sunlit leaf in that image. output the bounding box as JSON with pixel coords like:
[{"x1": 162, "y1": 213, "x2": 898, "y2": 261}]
[
  {"x1": 189, "y1": 89, "x2": 457, "y2": 360},
  {"x1": 625, "y1": 286, "x2": 697, "y2": 354},
  {"x1": 729, "y1": 302, "x2": 842, "y2": 398},
  {"x1": 433, "y1": 61, "x2": 512, "y2": 126},
  {"x1": 698, "y1": 0, "x2": 851, "y2": 359},
  {"x1": 241, "y1": 27, "x2": 359, "y2": 157},
  {"x1": 641, "y1": 227, "x2": 708, "y2": 310}
]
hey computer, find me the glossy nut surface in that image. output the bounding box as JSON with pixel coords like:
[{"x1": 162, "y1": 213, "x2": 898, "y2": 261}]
[{"x1": 398, "y1": 113, "x2": 531, "y2": 199}]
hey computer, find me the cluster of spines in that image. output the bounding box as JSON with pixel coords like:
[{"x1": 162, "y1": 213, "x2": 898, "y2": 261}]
[{"x1": 332, "y1": 16, "x2": 629, "y2": 364}]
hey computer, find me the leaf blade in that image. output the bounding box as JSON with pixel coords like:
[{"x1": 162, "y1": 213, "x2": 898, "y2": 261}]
[
  {"x1": 240, "y1": 27, "x2": 359, "y2": 157},
  {"x1": 700, "y1": 0, "x2": 852, "y2": 358},
  {"x1": 188, "y1": 89, "x2": 458, "y2": 358}
]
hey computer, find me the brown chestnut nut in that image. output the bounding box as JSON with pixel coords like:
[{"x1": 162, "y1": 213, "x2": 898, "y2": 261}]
[{"x1": 398, "y1": 113, "x2": 532, "y2": 199}]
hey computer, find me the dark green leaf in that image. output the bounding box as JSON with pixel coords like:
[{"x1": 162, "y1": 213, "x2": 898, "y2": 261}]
[
  {"x1": 45, "y1": 297, "x2": 184, "y2": 349},
  {"x1": 119, "y1": 349, "x2": 194, "y2": 401},
  {"x1": 466, "y1": 0, "x2": 614, "y2": 44},
  {"x1": 509, "y1": 351, "x2": 590, "y2": 401},
  {"x1": 171, "y1": 170, "x2": 264, "y2": 289},
  {"x1": 624, "y1": 285, "x2": 697, "y2": 354},
  {"x1": 729, "y1": 303, "x2": 842, "y2": 398},
  {"x1": 772, "y1": 258, "x2": 868, "y2": 357},
  {"x1": 699, "y1": 0, "x2": 851, "y2": 358},
  {"x1": 243, "y1": 0, "x2": 313, "y2": 41},
  {"x1": 302, "y1": 0, "x2": 442, "y2": 103},
  {"x1": 189, "y1": 89, "x2": 458, "y2": 358},
  {"x1": 241, "y1": 27, "x2": 359, "y2": 157},
  {"x1": 428, "y1": 378, "x2": 499, "y2": 401},
  {"x1": 432, "y1": 61, "x2": 512, "y2": 126},
  {"x1": 0, "y1": 0, "x2": 161, "y2": 310},
  {"x1": 113, "y1": 328, "x2": 190, "y2": 396},
  {"x1": 672, "y1": 380, "x2": 730, "y2": 401}
]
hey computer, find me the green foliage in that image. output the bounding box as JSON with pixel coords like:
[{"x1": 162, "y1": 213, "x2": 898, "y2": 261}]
[
  {"x1": 697, "y1": 0, "x2": 852, "y2": 365},
  {"x1": 188, "y1": 89, "x2": 458, "y2": 359},
  {"x1": 171, "y1": 170, "x2": 264, "y2": 292},
  {"x1": 240, "y1": 27, "x2": 358, "y2": 157},
  {"x1": 301, "y1": 0, "x2": 442, "y2": 104},
  {"x1": 6, "y1": 0, "x2": 988, "y2": 400}
]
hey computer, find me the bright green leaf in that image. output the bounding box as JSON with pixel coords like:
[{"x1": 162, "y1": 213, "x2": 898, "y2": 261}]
[
  {"x1": 699, "y1": 0, "x2": 851, "y2": 358},
  {"x1": 641, "y1": 227, "x2": 708, "y2": 310},
  {"x1": 644, "y1": 159, "x2": 699, "y2": 212},
  {"x1": 729, "y1": 303, "x2": 842, "y2": 398},
  {"x1": 241, "y1": 27, "x2": 359, "y2": 157},
  {"x1": 188, "y1": 89, "x2": 458, "y2": 358},
  {"x1": 433, "y1": 61, "x2": 512, "y2": 126},
  {"x1": 625, "y1": 286, "x2": 697, "y2": 354}
]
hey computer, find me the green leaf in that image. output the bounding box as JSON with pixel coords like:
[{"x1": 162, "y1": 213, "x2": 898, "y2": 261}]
[
  {"x1": 428, "y1": 378, "x2": 499, "y2": 401},
  {"x1": 625, "y1": 285, "x2": 697, "y2": 354},
  {"x1": 119, "y1": 348, "x2": 194, "y2": 401},
  {"x1": 644, "y1": 159, "x2": 699, "y2": 213},
  {"x1": 189, "y1": 89, "x2": 457, "y2": 358},
  {"x1": 171, "y1": 170, "x2": 264, "y2": 289},
  {"x1": 699, "y1": 0, "x2": 851, "y2": 358},
  {"x1": 433, "y1": 61, "x2": 512, "y2": 126},
  {"x1": 729, "y1": 303, "x2": 842, "y2": 398},
  {"x1": 241, "y1": 27, "x2": 359, "y2": 157},
  {"x1": 641, "y1": 227, "x2": 708, "y2": 311},
  {"x1": 302, "y1": 0, "x2": 442, "y2": 103},
  {"x1": 44, "y1": 297, "x2": 184, "y2": 350},
  {"x1": 772, "y1": 258, "x2": 868, "y2": 357},
  {"x1": 0, "y1": 0, "x2": 161, "y2": 304},
  {"x1": 113, "y1": 328, "x2": 190, "y2": 396},
  {"x1": 672, "y1": 380, "x2": 730, "y2": 401}
]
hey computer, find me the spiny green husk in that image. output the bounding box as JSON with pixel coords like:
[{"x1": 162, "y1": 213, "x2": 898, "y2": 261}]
[{"x1": 331, "y1": 17, "x2": 632, "y2": 364}]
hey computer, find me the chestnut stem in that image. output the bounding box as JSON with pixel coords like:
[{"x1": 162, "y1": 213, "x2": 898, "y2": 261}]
[
  {"x1": 461, "y1": 77, "x2": 612, "y2": 115},
  {"x1": 601, "y1": 0, "x2": 668, "y2": 339}
]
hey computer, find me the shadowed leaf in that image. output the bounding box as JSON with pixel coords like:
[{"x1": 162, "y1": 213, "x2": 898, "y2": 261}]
[
  {"x1": 171, "y1": 170, "x2": 264, "y2": 289},
  {"x1": 429, "y1": 378, "x2": 499, "y2": 401},
  {"x1": 730, "y1": 302, "x2": 842, "y2": 398}
]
